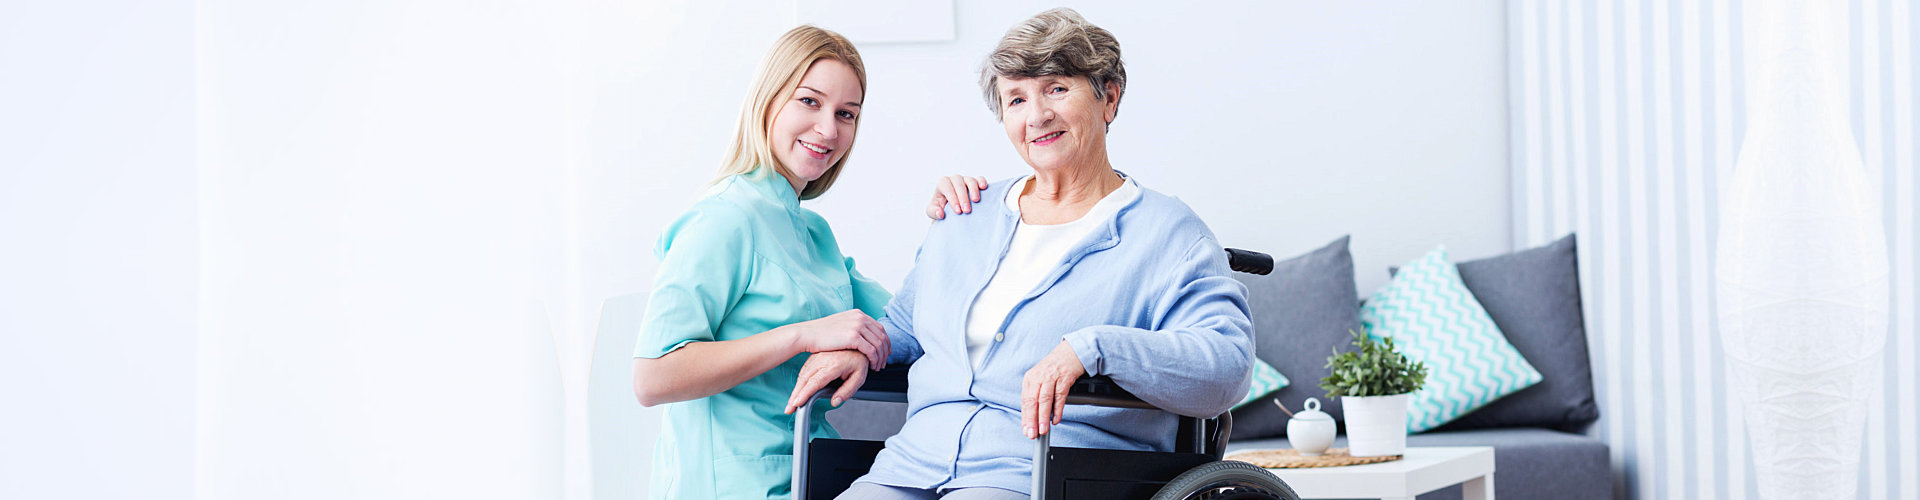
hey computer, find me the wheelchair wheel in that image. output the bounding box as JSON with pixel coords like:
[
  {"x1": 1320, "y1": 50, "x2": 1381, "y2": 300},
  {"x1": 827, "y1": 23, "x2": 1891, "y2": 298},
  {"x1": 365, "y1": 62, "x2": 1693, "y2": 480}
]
[{"x1": 1148, "y1": 460, "x2": 1300, "y2": 500}]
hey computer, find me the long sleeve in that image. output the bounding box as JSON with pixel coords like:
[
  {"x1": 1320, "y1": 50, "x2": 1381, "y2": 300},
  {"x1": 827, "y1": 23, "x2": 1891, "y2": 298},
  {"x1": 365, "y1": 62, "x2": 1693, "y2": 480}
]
[
  {"x1": 876, "y1": 250, "x2": 927, "y2": 366},
  {"x1": 1062, "y1": 235, "x2": 1254, "y2": 418}
]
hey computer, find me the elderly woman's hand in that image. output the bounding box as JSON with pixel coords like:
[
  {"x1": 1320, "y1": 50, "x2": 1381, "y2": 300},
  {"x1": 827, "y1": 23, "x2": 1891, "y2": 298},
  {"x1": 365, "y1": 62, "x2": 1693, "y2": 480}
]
[
  {"x1": 926, "y1": 175, "x2": 989, "y2": 220},
  {"x1": 785, "y1": 349, "x2": 871, "y2": 414},
  {"x1": 782, "y1": 309, "x2": 889, "y2": 372},
  {"x1": 1021, "y1": 341, "x2": 1087, "y2": 439}
]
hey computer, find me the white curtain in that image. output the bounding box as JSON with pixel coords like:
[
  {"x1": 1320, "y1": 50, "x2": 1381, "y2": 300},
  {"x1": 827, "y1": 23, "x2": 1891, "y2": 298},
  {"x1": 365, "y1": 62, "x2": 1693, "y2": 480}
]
[
  {"x1": 1718, "y1": 1, "x2": 1888, "y2": 499},
  {"x1": 1507, "y1": 0, "x2": 1917, "y2": 498}
]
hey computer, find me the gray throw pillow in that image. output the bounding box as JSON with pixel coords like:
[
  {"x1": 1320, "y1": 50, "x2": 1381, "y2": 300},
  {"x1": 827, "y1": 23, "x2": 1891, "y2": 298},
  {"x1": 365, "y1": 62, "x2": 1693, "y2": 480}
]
[
  {"x1": 1393, "y1": 234, "x2": 1599, "y2": 433},
  {"x1": 1228, "y1": 236, "x2": 1363, "y2": 441}
]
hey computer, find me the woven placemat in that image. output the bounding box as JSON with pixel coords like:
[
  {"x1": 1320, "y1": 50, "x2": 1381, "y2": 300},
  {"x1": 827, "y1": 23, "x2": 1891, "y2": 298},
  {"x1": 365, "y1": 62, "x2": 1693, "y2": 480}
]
[{"x1": 1224, "y1": 448, "x2": 1403, "y2": 468}]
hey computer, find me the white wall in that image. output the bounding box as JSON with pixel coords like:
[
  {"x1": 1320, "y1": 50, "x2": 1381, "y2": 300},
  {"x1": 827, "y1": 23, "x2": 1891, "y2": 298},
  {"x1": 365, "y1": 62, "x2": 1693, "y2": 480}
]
[
  {"x1": 195, "y1": 1, "x2": 567, "y2": 498},
  {"x1": 3, "y1": 1, "x2": 1512, "y2": 498},
  {"x1": 595, "y1": 0, "x2": 1512, "y2": 495},
  {"x1": 615, "y1": 0, "x2": 1513, "y2": 297},
  {"x1": 0, "y1": 2, "x2": 198, "y2": 499}
]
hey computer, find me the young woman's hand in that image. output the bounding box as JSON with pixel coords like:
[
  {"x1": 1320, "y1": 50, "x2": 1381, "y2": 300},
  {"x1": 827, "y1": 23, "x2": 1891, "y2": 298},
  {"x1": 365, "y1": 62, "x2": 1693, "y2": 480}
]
[
  {"x1": 784, "y1": 309, "x2": 889, "y2": 371},
  {"x1": 926, "y1": 175, "x2": 989, "y2": 220},
  {"x1": 1020, "y1": 341, "x2": 1087, "y2": 439},
  {"x1": 785, "y1": 349, "x2": 870, "y2": 414}
]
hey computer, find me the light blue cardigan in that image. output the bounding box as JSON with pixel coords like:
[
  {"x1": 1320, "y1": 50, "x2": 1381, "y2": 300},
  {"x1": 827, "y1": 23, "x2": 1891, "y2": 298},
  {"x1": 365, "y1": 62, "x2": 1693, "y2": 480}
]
[{"x1": 856, "y1": 174, "x2": 1255, "y2": 495}]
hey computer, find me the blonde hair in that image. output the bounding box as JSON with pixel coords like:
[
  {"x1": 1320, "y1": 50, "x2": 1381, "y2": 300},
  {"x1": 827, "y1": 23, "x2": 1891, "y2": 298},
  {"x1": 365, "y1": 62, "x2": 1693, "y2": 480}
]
[
  {"x1": 714, "y1": 26, "x2": 867, "y2": 200},
  {"x1": 980, "y1": 8, "x2": 1126, "y2": 122}
]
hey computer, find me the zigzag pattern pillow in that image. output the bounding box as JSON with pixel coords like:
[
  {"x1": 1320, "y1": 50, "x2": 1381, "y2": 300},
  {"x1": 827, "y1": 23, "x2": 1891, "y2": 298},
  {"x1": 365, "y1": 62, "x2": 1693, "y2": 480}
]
[{"x1": 1362, "y1": 246, "x2": 1542, "y2": 433}]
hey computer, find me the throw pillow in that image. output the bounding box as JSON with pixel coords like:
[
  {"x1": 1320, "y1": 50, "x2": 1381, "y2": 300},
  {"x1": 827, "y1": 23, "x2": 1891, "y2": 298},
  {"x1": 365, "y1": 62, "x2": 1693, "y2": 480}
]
[
  {"x1": 1233, "y1": 357, "x2": 1291, "y2": 410},
  {"x1": 1433, "y1": 233, "x2": 1598, "y2": 432},
  {"x1": 1363, "y1": 245, "x2": 1543, "y2": 433},
  {"x1": 1227, "y1": 235, "x2": 1363, "y2": 440}
]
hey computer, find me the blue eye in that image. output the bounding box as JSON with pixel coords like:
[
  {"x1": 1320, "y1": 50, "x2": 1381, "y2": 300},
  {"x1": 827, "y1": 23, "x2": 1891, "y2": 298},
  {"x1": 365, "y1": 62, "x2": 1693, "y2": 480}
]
[
  {"x1": 837, "y1": 110, "x2": 856, "y2": 120},
  {"x1": 1050, "y1": 86, "x2": 1067, "y2": 94},
  {"x1": 1009, "y1": 97, "x2": 1025, "y2": 106},
  {"x1": 800, "y1": 97, "x2": 818, "y2": 106}
]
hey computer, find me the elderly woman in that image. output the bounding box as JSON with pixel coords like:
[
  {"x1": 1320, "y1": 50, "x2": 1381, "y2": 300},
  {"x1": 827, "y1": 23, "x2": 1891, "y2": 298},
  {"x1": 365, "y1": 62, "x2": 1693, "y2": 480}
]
[{"x1": 786, "y1": 8, "x2": 1254, "y2": 500}]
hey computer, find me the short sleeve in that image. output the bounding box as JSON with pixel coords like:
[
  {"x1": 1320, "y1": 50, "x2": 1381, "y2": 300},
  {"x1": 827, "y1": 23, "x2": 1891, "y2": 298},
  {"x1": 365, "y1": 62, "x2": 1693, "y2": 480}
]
[
  {"x1": 634, "y1": 204, "x2": 757, "y2": 359},
  {"x1": 844, "y1": 256, "x2": 892, "y2": 319}
]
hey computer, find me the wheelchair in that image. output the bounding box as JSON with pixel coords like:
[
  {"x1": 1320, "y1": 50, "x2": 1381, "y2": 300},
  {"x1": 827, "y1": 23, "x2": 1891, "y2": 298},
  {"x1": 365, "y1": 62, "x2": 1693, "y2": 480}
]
[{"x1": 792, "y1": 249, "x2": 1301, "y2": 500}]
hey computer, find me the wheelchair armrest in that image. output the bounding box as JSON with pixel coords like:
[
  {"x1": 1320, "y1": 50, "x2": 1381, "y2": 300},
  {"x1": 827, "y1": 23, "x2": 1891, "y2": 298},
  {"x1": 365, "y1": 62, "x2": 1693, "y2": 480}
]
[
  {"x1": 819, "y1": 249, "x2": 1270, "y2": 408},
  {"x1": 1061, "y1": 375, "x2": 1158, "y2": 409},
  {"x1": 824, "y1": 363, "x2": 1157, "y2": 409},
  {"x1": 806, "y1": 364, "x2": 1229, "y2": 467},
  {"x1": 835, "y1": 364, "x2": 911, "y2": 403}
]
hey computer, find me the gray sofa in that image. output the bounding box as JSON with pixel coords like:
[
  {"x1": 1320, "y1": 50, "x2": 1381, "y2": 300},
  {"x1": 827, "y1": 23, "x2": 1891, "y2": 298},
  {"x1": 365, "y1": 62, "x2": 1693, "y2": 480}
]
[
  {"x1": 826, "y1": 234, "x2": 1611, "y2": 499},
  {"x1": 1224, "y1": 234, "x2": 1610, "y2": 500}
]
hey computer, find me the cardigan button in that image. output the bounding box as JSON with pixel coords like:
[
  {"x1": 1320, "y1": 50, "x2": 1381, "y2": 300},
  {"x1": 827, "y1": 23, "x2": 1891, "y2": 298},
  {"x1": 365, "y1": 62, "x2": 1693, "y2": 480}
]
[{"x1": 994, "y1": 332, "x2": 1005, "y2": 342}]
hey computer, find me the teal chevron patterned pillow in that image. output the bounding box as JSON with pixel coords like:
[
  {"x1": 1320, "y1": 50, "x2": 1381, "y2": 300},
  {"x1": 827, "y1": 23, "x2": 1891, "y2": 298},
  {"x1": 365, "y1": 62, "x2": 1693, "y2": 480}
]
[
  {"x1": 1233, "y1": 358, "x2": 1290, "y2": 410},
  {"x1": 1362, "y1": 246, "x2": 1543, "y2": 433}
]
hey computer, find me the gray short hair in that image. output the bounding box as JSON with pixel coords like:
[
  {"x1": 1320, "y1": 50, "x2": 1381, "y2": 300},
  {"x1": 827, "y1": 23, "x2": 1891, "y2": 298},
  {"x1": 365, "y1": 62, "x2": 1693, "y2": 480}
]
[{"x1": 979, "y1": 8, "x2": 1126, "y2": 122}]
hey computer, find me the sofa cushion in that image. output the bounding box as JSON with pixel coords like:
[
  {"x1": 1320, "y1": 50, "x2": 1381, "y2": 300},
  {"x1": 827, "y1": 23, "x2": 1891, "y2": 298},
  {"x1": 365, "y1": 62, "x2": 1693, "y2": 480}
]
[
  {"x1": 1397, "y1": 234, "x2": 1599, "y2": 433},
  {"x1": 1364, "y1": 245, "x2": 1542, "y2": 433},
  {"x1": 1228, "y1": 236, "x2": 1363, "y2": 440},
  {"x1": 1226, "y1": 427, "x2": 1613, "y2": 500}
]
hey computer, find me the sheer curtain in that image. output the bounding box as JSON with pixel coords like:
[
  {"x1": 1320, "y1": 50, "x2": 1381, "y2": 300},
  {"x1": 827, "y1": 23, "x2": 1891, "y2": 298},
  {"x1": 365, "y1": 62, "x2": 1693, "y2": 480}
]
[{"x1": 1506, "y1": 0, "x2": 1917, "y2": 498}]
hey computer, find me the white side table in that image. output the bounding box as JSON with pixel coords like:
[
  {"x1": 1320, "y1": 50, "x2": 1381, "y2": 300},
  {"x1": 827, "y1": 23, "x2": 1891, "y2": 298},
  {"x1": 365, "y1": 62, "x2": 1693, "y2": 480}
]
[{"x1": 1259, "y1": 446, "x2": 1495, "y2": 500}]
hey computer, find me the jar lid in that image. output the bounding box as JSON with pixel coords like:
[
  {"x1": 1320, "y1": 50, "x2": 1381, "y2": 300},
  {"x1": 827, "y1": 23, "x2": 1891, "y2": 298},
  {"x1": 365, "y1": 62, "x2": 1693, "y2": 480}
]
[{"x1": 1290, "y1": 397, "x2": 1333, "y2": 422}]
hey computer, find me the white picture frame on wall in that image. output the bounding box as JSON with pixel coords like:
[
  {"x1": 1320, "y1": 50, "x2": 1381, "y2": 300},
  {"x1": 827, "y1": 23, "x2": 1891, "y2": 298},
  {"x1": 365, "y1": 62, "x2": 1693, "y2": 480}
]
[{"x1": 795, "y1": 0, "x2": 955, "y2": 43}]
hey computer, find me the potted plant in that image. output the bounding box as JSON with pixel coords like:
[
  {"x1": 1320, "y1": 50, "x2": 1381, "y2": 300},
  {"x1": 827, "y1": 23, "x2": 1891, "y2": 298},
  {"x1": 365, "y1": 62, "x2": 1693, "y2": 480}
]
[{"x1": 1320, "y1": 328, "x2": 1428, "y2": 457}]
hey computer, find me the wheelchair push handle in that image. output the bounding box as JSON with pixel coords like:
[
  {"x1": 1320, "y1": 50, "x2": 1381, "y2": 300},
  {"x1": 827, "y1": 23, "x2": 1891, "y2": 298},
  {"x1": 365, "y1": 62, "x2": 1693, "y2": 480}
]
[{"x1": 1225, "y1": 248, "x2": 1273, "y2": 275}]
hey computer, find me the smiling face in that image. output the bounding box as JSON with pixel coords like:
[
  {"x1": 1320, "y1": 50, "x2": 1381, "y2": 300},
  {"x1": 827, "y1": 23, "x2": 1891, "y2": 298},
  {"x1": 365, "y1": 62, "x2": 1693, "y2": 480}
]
[
  {"x1": 768, "y1": 58, "x2": 863, "y2": 191},
  {"x1": 996, "y1": 74, "x2": 1119, "y2": 175}
]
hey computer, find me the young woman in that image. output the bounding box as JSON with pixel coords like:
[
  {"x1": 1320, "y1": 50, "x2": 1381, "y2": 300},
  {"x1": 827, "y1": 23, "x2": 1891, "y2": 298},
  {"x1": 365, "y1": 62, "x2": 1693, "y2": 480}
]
[{"x1": 631, "y1": 26, "x2": 986, "y2": 499}]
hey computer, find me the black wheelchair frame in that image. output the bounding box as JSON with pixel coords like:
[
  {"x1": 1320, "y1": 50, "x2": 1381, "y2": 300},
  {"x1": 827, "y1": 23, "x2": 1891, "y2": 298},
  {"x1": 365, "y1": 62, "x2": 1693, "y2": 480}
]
[{"x1": 790, "y1": 248, "x2": 1301, "y2": 500}]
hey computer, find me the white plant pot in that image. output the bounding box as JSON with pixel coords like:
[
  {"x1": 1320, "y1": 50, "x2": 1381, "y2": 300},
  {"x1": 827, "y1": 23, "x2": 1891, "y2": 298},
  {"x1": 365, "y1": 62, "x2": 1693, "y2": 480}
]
[{"x1": 1342, "y1": 394, "x2": 1411, "y2": 457}]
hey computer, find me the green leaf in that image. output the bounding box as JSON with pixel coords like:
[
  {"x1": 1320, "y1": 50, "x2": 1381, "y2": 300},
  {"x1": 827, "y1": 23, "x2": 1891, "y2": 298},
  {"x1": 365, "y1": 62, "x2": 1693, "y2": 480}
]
[{"x1": 1317, "y1": 327, "x2": 1428, "y2": 398}]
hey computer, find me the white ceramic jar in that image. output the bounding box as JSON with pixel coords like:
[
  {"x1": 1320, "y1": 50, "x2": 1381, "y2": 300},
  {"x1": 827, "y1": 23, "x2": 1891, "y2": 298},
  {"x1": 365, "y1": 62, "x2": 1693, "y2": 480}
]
[{"x1": 1285, "y1": 397, "x2": 1336, "y2": 456}]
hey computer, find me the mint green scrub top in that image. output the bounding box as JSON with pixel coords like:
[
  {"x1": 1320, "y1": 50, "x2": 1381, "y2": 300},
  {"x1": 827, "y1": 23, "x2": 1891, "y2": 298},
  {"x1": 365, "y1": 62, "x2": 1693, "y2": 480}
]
[{"x1": 636, "y1": 168, "x2": 892, "y2": 500}]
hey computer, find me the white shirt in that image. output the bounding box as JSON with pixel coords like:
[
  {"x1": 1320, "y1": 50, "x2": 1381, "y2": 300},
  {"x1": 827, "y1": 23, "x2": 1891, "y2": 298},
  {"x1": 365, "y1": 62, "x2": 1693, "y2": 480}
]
[{"x1": 963, "y1": 175, "x2": 1141, "y2": 368}]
